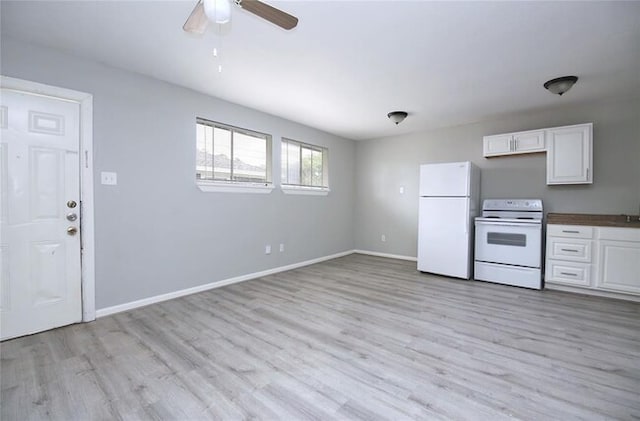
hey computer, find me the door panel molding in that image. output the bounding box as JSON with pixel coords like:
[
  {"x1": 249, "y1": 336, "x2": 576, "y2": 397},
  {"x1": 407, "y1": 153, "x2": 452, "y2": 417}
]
[{"x1": 1, "y1": 75, "x2": 95, "y2": 322}]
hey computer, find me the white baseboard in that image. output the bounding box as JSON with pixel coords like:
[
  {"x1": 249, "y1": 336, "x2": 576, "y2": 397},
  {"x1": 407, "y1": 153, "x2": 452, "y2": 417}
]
[
  {"x1": 545, "y1": 283, "x2": 640, "y2": 303},
  {"x1": 353, "y1": 249, "x2": 418, "y2": 262},
  {"x1": 96, "y1": 250, "x2": 355, "y2": 318}
]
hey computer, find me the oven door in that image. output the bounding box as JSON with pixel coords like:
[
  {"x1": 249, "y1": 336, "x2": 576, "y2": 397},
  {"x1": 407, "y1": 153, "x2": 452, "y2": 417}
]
[{"x1": 475, "y1": 220, "x2": 541, "y2": 268}]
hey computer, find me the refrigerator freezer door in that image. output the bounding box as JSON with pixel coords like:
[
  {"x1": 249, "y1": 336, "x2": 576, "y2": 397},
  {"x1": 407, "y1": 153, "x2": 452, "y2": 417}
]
[
  {"x1": 419, "y1": 162, "x2": 471, "y2": 197},
  {"x1": 417, "y1": 197, "x2": 472, "y2": 279}
]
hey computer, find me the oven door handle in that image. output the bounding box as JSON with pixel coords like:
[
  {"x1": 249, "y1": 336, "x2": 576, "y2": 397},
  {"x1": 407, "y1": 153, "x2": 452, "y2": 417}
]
[{"x1": 475, "y1": 221, "x2": 541, "y2": 228}]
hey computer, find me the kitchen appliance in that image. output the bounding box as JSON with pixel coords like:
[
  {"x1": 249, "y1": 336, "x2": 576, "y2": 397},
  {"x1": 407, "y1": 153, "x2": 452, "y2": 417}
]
[
  {"x1": 417, "y1": 161, "x2": 480, "y2": 279},
  {"x1": 474, "y1": 199, "x2": 543, "y2": 289}
]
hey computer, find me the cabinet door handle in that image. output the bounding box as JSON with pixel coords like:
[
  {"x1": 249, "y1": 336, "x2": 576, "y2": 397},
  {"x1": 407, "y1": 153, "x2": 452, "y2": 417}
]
[
  {"x1": 586, "y1": 168, "x2": 590, "y2": 180},
  {"x1": 514, "y1": 138, "x2": 518, "y2": 150},
  {"x1": 560, "y1": 248, "x2": 579, "y2": 252},
  {"x1": 560, "y1": 272, "x2": 577, "y2": 277},
  {"x1": 562, "y1": 230, "x2": 580, "y2": 234}
]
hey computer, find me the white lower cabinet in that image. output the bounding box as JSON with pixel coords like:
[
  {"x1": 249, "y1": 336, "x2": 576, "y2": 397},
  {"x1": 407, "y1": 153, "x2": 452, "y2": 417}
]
[
  {"x1": 596, "y1": 228, "x2": 640, "y2": 295},
  {"x1": 546, "y1": 224, "x2": 594, "y2": 287},
  {"x1": 546, "y1": 224, "x2": 640, "y2": 299}
]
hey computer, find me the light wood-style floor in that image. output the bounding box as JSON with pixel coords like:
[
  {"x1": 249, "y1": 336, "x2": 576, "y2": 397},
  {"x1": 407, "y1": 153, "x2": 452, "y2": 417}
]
[{"x1": 2, "y1": 254, "x2": 639, "y2": 420}]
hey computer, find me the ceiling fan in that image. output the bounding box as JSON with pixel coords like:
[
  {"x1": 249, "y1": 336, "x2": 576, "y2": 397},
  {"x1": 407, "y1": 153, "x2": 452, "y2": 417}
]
[{"x1": 183, "y1": 0, "x2": 298, "y2": 34}]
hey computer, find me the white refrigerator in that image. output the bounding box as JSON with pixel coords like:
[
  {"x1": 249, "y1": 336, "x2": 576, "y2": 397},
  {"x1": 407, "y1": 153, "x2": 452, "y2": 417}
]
[{"x1": 417, "y1": 161, "x2": 480, "y2": 279}]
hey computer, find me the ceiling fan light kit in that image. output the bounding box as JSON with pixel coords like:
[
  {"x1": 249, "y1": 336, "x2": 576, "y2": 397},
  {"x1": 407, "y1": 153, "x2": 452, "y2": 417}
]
[
  {"x1": 388, "y1": 111, "x2": 408, "y2": 125},
  {"x1": 544, "y1": 75, "x2": 578, "y2": 96},
  {"x1": 203, "y1": 0, "x2": 231, "y2": 24},
  {"x1": 184, "y1": 0, "x2": 298, "y2": 34}
]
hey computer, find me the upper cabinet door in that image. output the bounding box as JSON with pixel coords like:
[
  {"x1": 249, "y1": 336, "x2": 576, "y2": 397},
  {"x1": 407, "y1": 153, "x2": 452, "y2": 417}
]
[
  {"x1": 513, "y1": 130, "x2": 545, "y2": 153},
  {"x1": 483, "y1": 130, "x2": 545, "y2": 157},
  {"x1": 483, "y1": 134, "x2": 513, "y2": 157},
  {"x1": 546, "y1": 123, "x2": 593, "y2": 185}
]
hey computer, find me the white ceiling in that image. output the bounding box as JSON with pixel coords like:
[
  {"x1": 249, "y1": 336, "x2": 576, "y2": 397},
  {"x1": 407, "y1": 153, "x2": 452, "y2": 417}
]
[{"x1": 2, "y1": 1, "x2": 640, "y2": 140}]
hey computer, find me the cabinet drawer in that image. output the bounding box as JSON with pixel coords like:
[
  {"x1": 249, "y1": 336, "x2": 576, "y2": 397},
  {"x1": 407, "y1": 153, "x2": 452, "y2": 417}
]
[
  {"x1": 547, "y1": 237, "x2": 592, "y2": 262},
  {"x1": 546, "y1": 260, "x2": 591, "y2": 287},
  {"x1": 598, "y1": 227, "x2": 640, "y2": 242},
  {"x1": 547, "y1": 224, "x2": 593, "y2": 239}
]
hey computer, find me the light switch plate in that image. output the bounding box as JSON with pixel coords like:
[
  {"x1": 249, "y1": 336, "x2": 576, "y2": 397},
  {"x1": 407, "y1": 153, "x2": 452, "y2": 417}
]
[{"x1": 101, "y1": 171, "x2": 118, "y2": 185}]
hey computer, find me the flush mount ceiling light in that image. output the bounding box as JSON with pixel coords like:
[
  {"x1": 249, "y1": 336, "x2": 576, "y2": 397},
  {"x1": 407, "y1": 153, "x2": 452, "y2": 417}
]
[
  {"x1": 544, "y1": 76, "x2": 578, "y2": 96},
  {"x1": 387, "y1": 111, "x2": 408, "y2": 125}
]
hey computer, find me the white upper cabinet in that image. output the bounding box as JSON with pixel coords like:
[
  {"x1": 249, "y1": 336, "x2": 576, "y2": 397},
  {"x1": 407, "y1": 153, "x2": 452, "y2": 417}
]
[
  {"x1": 483, "y1": 122, "x2": 593, "y2": 185},
  {"x1": 483, "y1": 130, "x2": 545, "y2": 157},
  {"x1": 546, "y1": 123, "x2": 593, "y2": 185}
]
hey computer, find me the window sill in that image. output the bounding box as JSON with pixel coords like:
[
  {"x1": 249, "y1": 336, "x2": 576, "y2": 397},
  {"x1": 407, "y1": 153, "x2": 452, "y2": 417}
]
[
  {"x1": 197, "y1": 181, "x2": 274, "y2": 194},
  {"x1": 281, "y1": 186, "x2": 330, "y2": 196}
]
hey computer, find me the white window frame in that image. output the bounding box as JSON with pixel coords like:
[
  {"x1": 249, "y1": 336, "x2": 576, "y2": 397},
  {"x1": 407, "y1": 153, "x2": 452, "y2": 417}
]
[
  {"x1": 196, "y1": 118, "x2": 274, "y2": 194},
  {"x1": 281, "y1": 138, "x2": 330, "y2": 196}
]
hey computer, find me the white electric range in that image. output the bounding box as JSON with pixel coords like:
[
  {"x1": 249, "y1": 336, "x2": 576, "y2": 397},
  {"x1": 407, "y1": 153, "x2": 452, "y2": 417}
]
[{"x1": 474, "y1": 199, "x2": 543, "y2": 289}]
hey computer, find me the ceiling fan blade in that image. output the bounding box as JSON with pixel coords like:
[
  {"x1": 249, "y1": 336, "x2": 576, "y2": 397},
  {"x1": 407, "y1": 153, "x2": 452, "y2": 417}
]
[
  {"x1": 183, "y1": 0, "x2": 209, "y2": 34},
  {"x1": 238, "y1": 0, "x2": 298, "y2": 30}
]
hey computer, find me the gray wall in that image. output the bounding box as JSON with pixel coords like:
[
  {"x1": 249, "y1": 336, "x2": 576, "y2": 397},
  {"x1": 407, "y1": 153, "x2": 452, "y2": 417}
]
[
  {"x1": 355, "y1": 98, "x2": 640, "y2": 258},
  {"x1": 2, "y1": 38, "x2": 356, "y2": 309},
  {"x1": 3, "y1": 38, "x2": 638, "y2": 309}
]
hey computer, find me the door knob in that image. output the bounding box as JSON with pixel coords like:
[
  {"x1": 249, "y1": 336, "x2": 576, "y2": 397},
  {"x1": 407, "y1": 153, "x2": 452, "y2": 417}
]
[
  {"x1": 67, "y1": 226, "x2": 78, "y2": 235},
  {"x1": 66, "y1": 213, "x2": 78, "y2": 221},
  {"x1": 67, "y1": 200, "x2": 77, "y2": 208}
]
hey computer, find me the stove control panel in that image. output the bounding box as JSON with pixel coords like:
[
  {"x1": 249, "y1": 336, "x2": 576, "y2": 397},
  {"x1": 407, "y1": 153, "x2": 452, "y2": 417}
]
[{"x1": 482, "y1": 199, "x2": 543, "y2": 212}]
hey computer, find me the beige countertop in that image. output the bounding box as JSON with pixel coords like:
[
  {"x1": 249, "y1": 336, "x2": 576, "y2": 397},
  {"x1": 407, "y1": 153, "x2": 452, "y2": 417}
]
[{"x1": 547, "y1": 213, "x2": 640, "y2": 228}]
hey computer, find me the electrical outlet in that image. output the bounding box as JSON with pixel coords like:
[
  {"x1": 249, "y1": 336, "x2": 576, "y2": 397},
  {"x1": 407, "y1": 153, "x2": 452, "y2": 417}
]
[
  {"x1": 101, "y1": 171, "x2": 117, "y2": 185},
  {"x1": 381, "y1": 234, "x2": 386, "y2": 242},
  {"x1": 265, "y1": 244, "x2": 271, "y2": 255},
  {"x1": 279, "y1": 243, "x2": 285, "y2": 252},
  {"x1": 399, "y1": 186, "x2": 405, "y2": 194}
]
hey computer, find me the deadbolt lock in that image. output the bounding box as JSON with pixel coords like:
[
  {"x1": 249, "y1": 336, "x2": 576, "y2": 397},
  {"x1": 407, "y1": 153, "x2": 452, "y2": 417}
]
[
  {"x1": 66, "y1": 213, "x2": 78, "y2": 221},
  {"x1": 67, "y1": 226, "x2": 78, "y2": 236},
  {"x1": 67, "y1": 200, "x2": 77, "y2": 208}
]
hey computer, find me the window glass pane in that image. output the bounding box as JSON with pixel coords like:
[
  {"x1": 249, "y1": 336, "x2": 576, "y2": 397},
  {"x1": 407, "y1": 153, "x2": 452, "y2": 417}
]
[
  {"x1": 281, "y1": 139, "x2": 328, "y2": 188},
  {"x1": 311, "y1": 149, "x2": 323, "y2": 187},
  {"x1": 301, "y1": 146, "x2": 313, "y2": 186},
  {"x1": 196, "y1": 118, "x2": 271, "y2": 185},
  {"x1": 281, "y1": 140, "x2": 288, "y2": 184},
  {"x1": 233, "y1": 131, "x2": 266, "y2": 182},
  {"x1": 286, "y1": 142, "x2": 301, "y2": 185},
  {"x1": 213, "y1": 127, "x2": 232, "y2": 180},
  {"x1": 196, "y1": 123, "x2": 213, "y2": 180}
]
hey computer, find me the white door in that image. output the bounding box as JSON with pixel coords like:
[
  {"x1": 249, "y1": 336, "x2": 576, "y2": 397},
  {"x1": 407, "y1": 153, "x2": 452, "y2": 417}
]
[
  {"x1": 419, "y1": 161, "x2": 470, "y2": 197},
  {"x1": 417, "y1": 197, "x2": 471, "y2": 279},
  {"x1": 1, "y1": 88, "x2": 82, "y2": 340}
]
